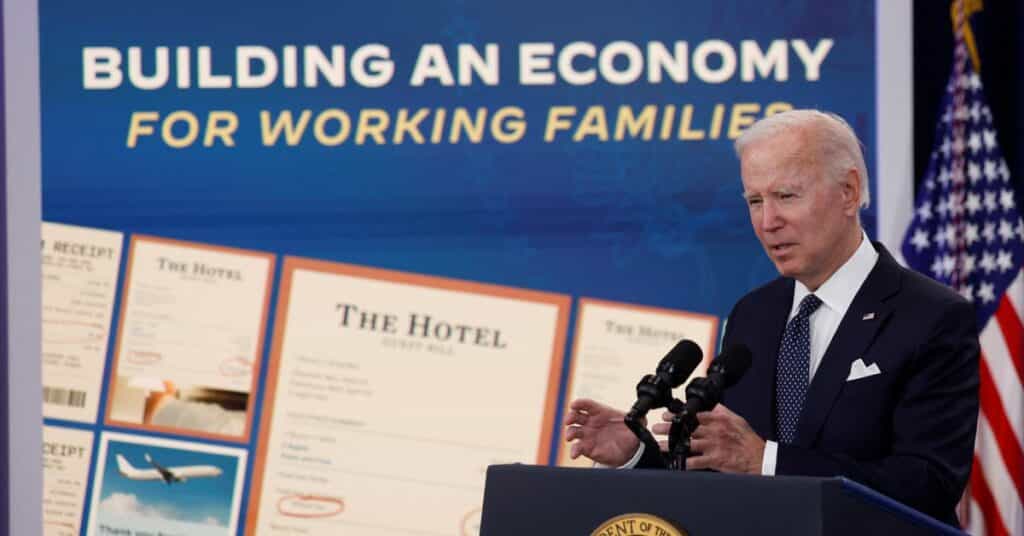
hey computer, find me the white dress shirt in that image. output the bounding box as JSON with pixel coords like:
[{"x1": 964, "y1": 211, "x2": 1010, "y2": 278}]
[
  {"x1": 761, "y1": 232, "x2": 878, "y2": 474},
  {"x1": 618, "y1": 232, "x2": 878, "y2": 472}
]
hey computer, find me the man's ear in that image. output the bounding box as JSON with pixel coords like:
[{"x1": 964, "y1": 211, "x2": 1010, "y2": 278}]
[{"x1": 840, "y1": 168, "x2": 861, "y2": 215}]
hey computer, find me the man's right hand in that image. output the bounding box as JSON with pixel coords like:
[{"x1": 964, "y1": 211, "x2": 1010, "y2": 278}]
[{"x1": 564, "y1": 398, "x2": 641, "y2": 467}]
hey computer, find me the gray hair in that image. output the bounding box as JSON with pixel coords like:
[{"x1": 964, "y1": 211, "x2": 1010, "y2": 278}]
[{"x1": 733, "y1": 109, "x2": 870, "y2": 209}]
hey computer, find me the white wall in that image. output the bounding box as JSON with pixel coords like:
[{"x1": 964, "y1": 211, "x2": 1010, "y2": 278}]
[
  {"x1": 5, "y1": 0, "x2": 42, "y2": 533},
  {"x1": 876, "y1": 0, "x2": 914, "y2": 263}
]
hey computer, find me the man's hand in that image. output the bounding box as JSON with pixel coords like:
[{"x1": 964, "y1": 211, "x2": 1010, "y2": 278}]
[
  {"x1": 564, "y1": 398, "x2": 641, "y2": 467},
  {"x1": 652, "y1": 404, "x2": 765, "y2": 474}
]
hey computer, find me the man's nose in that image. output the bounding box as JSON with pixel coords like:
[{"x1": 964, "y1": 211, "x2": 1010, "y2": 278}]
[{"x1": 759, "y1": 201, "x2": 783, "y2": 232}]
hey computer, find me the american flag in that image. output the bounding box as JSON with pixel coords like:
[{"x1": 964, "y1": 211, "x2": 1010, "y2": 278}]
[{"x1": 900, "y1": 3, "x2": 1023, "y2": 534}]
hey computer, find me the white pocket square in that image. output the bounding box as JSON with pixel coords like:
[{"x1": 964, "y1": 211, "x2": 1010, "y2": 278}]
[{"x1": 846, "y1": 358, "x2": 881, "y2": 382}]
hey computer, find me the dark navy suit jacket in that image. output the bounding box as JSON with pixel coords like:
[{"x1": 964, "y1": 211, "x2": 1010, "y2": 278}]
[{"x1": 642, "y1": 243, "x2": 980, "y2": 527}]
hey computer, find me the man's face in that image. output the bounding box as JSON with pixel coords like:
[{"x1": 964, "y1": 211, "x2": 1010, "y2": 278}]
[{"x1": 739, "y1": 129, "x2": 856, "y2": 290}]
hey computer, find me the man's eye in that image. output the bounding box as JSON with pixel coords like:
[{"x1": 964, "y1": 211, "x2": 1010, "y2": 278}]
[
  {"x1": 780, "y1": 193, "x2": 797, "y2": 200},
  {"x1": 747, "y1": 198, "x2": 762, "y2": 207}
]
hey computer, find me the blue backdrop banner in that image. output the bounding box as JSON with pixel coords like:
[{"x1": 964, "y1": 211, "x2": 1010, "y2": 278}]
[
  {"x1": 42, "y1": 2, "x2": 876, "y2": 310},
  {"x1": 39, "y1": 2, "x2": 876, "y2": 535}
]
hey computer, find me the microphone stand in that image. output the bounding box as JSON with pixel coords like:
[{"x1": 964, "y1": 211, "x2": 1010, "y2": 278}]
[
  {"x1": 667, "y1": 377, "x2": 711, "y2": 470},
  {"x1": 623, "y1": 411, "x2": 661, "y2": 462},
  {"x1": 667, "y1": 407, "x2": 696, "y2": 470},
  {"x1": 624, "y1": 397, "x2": 687, "y2": 469}
]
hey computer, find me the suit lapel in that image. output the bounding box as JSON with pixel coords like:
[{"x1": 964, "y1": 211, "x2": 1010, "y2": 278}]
[{"x1": 795, "y1": 244, "x2": 902, "y2": 447}]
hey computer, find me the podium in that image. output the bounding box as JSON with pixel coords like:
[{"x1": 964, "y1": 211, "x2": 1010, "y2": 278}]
[{"x1": 479, "y1": 464, "x2": 965, "y2": 535}]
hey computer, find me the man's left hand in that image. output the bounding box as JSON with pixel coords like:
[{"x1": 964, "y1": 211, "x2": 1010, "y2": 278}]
[{"x1": 654, "y1": 404, "x2": 765, "y2": 474}]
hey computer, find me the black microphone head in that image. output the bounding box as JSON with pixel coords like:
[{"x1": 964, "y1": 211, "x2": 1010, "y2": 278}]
[
  {"x1": 656, "y1": 339, "x2": 704, "y2": 387},
  {"x1": 710, "y1": 343, "x2": 753, "y2": 388}
]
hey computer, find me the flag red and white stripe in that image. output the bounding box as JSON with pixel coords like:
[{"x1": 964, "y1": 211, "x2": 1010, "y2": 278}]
[
  {"x1": 968, "y1": 272, "x2": 1024, "y2": 535},
  {"x1": 900, "y1": 1, "x2": 1024, "y2": 533}
]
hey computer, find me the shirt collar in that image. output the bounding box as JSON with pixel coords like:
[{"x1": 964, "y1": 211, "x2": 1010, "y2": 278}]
[{"x1": 791, "y1": 231, "x2": 879, "y2": 319}]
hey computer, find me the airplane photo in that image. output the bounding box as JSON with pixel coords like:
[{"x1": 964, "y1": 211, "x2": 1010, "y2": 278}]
[{"x1": 115, "y1": 453, "x2": 222, "y2": 485}]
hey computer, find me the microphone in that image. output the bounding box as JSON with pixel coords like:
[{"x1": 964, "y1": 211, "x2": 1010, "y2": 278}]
[
  {"x1": 684, "y1": 343, "x2": 752, "y2": 413},
  {"x1": 625, "y1": 339, "x2": 703, "y2": 423},
  {"x1": 668, "y1": 343, "x2": 753, "y2": 469}
]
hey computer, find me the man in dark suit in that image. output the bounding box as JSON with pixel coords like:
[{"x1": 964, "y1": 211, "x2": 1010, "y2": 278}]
[{"x1": 564, "y1": 109, "x2": 980, "y2": 527}]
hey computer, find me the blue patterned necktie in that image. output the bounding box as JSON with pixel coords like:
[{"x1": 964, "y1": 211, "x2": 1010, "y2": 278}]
[{"x1": 775, "y1": 294, "x2": 823, "y2": 444}]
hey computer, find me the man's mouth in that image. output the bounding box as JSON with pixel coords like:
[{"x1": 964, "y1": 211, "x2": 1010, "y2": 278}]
[{"x1": 770, "y1": 243, "x2": 795, "y2": 255}]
